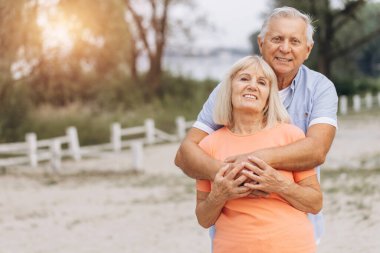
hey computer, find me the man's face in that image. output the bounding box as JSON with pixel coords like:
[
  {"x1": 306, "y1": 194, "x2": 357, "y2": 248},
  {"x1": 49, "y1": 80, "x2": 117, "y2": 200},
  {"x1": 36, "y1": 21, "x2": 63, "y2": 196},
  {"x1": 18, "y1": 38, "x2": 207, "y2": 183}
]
[{"x1": 258, "y1": 17, "x2": 313, "y2": 79}]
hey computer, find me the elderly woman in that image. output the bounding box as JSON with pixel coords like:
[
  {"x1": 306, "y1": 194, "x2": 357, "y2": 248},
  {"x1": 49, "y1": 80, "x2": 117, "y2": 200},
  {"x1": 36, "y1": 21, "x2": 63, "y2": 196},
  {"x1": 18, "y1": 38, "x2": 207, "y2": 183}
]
[{"x1": 195, "y1": 55, "x2": 322, "y2": 253}]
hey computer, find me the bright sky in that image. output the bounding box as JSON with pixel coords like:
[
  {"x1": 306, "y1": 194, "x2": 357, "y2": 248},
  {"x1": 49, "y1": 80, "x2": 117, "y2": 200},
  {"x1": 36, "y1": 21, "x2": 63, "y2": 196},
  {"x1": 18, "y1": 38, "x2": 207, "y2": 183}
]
[{"x1": 194, "y1": 0, "x2": 270, "y2": 50}]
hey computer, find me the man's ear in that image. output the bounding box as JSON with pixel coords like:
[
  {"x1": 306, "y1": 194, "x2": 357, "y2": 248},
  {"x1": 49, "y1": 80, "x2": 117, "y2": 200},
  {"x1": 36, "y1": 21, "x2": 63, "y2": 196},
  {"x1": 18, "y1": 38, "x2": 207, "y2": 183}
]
[
  {"x1": 257, "y1": 36, "x2": 264, "y2": 54},
  {"x1": 305, "y1": 43, "x2": 314, "y2": 60}
]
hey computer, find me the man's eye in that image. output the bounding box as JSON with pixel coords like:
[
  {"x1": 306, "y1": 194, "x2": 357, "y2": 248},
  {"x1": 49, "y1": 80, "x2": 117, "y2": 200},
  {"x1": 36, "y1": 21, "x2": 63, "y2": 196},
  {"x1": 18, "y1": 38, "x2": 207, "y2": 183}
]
[
  {"x1": 292, "y1": 39, "x2": 301, "y2": 45},
  {"x1": 271, "y1": 37, "x2": 281, "y2": 43}
]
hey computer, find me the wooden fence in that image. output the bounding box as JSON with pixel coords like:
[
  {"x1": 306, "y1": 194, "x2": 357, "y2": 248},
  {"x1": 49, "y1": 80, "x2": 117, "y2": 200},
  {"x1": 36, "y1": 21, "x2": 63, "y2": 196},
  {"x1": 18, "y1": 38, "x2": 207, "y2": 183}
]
[
  {"x1": 0, "y1": 117, "x2": 194, "y2": 171},
  {"x1": 339, "y1": 92, "x2": 380, "y2": 115},
  {"x1": 0, "y1": 92, "x2": 378, "y2": 171}
]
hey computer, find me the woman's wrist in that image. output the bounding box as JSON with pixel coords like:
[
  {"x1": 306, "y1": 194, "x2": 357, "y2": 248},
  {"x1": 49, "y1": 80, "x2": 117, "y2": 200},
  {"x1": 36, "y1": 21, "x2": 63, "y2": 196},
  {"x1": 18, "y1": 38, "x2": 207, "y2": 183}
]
[{"x1": 208, "y1": 190, "x2": 226, "y2": 206}]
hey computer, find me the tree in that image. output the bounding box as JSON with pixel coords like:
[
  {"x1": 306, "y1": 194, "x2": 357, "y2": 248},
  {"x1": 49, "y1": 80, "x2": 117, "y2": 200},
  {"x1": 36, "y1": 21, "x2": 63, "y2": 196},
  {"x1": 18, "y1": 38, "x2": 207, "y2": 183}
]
[{"x1": 125, "y1": 0, "x2": 181, "y2": 95}]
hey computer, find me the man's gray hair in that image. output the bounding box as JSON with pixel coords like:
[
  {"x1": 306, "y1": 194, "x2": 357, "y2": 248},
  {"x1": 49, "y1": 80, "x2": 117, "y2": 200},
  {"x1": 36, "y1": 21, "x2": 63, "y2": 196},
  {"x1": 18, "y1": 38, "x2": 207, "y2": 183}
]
[{"x1": 258, "y1": 6, "x2": 315, "y2": 45}]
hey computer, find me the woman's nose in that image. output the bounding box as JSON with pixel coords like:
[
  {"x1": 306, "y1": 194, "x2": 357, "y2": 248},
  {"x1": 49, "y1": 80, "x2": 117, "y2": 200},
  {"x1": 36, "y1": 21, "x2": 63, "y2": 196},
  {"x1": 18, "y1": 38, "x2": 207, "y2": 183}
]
[{"x1": 247, "y1": 81, "x2": 258, "y2": 90}]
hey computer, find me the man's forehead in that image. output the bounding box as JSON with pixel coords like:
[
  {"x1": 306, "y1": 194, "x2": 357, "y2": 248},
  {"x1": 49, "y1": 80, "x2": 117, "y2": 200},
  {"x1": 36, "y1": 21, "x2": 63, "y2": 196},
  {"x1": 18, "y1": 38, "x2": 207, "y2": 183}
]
[{"x1": 267, "y1": 16, "x2": 307, "y2": 34}]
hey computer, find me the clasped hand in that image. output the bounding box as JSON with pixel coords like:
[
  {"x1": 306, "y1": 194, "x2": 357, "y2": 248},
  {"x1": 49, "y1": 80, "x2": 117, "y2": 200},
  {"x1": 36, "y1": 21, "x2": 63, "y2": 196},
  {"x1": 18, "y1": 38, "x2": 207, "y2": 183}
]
[{"x1": 212, "y1": 156, "x2": 288, "y2": 200}]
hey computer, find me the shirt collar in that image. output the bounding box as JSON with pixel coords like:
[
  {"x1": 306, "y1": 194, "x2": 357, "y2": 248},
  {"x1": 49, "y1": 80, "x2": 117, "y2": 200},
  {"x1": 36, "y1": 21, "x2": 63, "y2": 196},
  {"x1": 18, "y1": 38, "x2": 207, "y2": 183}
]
[{"x1": 282, "y1": 65, "x2": 304, "y2": 108}]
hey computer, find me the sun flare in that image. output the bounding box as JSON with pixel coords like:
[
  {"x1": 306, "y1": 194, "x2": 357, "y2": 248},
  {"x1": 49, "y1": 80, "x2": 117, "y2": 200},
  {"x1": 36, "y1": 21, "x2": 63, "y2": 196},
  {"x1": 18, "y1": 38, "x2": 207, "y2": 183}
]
[{"x1": 37, "y1": 6, "x2": 75, "y2": 56}]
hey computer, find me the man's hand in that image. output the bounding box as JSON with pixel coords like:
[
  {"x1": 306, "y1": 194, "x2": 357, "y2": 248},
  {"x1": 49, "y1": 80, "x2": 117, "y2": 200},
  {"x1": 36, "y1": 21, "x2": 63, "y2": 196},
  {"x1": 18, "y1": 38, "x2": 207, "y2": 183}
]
[
  {"x1": 224, "y1": 152, "x2": 251, "y2": 164},
  {"x1": 223, "y1": 155, "x2": 270, "y2": 198},
  {"x1": 242, "y1": 157, "x2": 291, "y2": 194}
]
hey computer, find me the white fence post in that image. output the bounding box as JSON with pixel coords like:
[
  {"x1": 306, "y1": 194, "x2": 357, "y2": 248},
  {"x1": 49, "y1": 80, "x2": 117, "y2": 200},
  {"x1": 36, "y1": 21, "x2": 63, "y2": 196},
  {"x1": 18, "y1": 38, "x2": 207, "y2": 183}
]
[
  {"x1": 26, "y1": 133, "x2": 37, "y2": 168},
  {"x1": 365, "y1": 93, "x2": 373, "y2": 109},
  {"x1": 111, "y1": 123, "x2": 122, "y2": 152},
  {"x1": 50, "y1": 139, "x2": 62, "y2": 171},
  {"x1": 176, "y1": 116, "x2": 186, "y2": 140},
  {"x1": 131, "y1": 141, "x2": 143, "y2": 171},
  {"x1": 377, "y1": 92, "x2": 380, "y2": 107},
  {"x1": 353, "y1": 95, "x2": 361, "y2": 112},
  {"x1": 66, "y1": 127, "x2": 81, "y2": 161},
  {"x1": 145, "y1": 119, "x2": 155, "y2": 145},
  {"x1": 339, "y1": 96, "x2": 348, "y2": 115}
]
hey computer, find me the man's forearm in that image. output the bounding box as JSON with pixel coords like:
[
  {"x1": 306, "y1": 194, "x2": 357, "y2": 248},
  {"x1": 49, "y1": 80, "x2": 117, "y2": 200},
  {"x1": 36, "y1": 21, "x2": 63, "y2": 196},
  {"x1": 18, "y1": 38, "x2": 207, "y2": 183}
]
[
  {"x1": 174, "y1": 128, "x2": 221, "y2": 180},
  {"x1": 253, "y1": 138, "x2": 323, "y2": 171},
  {"x1": 252, "y1": 124, "x2": 336, "y2": 171}
]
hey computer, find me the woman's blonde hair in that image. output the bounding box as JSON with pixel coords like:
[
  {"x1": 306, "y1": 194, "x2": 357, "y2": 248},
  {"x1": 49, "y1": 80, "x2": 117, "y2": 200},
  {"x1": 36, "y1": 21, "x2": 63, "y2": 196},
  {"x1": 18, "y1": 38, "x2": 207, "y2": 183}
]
[{"x1": 213, "y1": 55, "x2": 290, "y2": 128}]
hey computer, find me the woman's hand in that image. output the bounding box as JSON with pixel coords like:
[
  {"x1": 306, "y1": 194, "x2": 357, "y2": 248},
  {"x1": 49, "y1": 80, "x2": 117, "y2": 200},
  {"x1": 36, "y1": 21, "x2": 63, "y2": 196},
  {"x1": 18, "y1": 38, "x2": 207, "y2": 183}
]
[
  {"x1": 241, "y1": 156, "x2": 291, "y2": 194},
  {"x1": 209, "y1": 163, "x2": 252, "y2": 204}
]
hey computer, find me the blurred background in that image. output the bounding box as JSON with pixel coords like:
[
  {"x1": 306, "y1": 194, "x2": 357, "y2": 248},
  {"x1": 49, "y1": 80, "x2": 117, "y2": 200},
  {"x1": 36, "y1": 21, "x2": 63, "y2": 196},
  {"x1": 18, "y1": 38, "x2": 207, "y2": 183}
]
[
  {"x1": 1, "y1": 0, "x2": 380, "y2": 145},
  {"x1": 1, "y1": 1, "x2": 380, "y2": 252}
]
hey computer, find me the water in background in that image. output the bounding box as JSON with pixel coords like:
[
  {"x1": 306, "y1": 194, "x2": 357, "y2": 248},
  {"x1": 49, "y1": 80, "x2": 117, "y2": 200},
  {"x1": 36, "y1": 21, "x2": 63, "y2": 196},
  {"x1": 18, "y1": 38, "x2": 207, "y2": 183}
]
[{"x1": 163, "y1": 49, "x2": 250, "y2": 81}]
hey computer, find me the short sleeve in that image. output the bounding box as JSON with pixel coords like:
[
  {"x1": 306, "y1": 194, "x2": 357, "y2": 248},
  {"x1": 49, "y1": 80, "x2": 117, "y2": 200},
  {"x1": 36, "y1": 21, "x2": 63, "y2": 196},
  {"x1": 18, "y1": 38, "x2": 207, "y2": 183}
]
[
  {"x1": 293, "y1": 169, "x2": 316, "y2": 183},
  {"x1": 196, "y1": 179, "x2": 211, "y2": 192},
  {"x1": 309, "y1": 78, "x2": 338, "y2": 128},
  {"x1": 193, "y1": 83, "x2": 223, "y2": 134}
]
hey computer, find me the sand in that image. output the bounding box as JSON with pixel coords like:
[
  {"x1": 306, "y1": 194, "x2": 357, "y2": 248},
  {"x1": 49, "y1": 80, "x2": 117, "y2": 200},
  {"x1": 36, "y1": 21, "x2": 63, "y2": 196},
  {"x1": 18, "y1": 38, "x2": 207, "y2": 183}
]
[{"x1": 1, "y1": 112, "x2": 380, "y2": 253}]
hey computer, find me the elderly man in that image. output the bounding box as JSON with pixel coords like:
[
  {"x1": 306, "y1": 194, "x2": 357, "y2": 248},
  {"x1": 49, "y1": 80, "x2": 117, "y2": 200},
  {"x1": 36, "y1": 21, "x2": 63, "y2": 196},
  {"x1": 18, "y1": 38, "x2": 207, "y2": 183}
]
[{"x1": 175, "y1": 6, "x2": 338, "y2": 244}]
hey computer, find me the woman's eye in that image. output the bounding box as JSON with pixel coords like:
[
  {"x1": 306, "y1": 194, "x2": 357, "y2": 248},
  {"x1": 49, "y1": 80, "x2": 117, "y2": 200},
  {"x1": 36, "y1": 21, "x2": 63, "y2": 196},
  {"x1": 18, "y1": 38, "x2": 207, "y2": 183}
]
[{"x1": 240, "y1": 77, "x2": 249, "y2": 81}]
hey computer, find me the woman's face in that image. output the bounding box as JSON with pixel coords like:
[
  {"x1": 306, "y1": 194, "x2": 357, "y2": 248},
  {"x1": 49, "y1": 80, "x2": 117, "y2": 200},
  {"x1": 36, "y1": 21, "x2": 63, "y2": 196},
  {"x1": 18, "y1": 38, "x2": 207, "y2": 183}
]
[{"x1": 231, "y1": 65, "x2": 271, "y2": 114}]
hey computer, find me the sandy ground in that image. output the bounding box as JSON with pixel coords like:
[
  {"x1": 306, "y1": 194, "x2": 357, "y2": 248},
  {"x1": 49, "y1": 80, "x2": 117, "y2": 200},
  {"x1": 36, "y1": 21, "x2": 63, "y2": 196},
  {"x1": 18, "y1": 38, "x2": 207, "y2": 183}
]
[{"x1": 1, "y1": 112, "x2": 380, "y2": 253}]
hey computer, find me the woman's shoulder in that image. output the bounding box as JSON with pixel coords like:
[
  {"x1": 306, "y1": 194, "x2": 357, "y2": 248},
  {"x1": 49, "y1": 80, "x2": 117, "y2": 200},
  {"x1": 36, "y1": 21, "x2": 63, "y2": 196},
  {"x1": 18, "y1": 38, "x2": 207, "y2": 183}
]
[
  {"x1": 200, "y1": 127, "x2": 228, "y2": 144},
  {"x1": 275, "y1": 123, "x2": 306, "y2": 140}
]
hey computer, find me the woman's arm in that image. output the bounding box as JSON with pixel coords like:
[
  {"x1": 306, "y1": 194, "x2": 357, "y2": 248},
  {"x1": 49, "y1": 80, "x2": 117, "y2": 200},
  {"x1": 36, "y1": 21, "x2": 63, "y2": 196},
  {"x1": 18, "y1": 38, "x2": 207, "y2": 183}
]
[
  {"x1": 275, "y1": 175, "x2": 322, "y2": 214},
  {"x1": 242, "y1": 157, "x2": 322, "y2": 214},
  {"x1": 196, "y1": 164, "x2": 251, "y2": 228}
]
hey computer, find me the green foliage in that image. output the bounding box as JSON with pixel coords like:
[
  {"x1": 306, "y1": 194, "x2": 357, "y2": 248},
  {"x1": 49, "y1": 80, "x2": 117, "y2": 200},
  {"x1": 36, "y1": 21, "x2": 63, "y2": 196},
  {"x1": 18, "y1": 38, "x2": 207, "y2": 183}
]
[
  {"x1": 0, "y1": 72, "x2": 217, "y2": 145},
  {"x1": 0, "y1": 81, "x2": 31, "y2": 142},
  {"x1": 333, "y1": 77, "x2": 380, "y2": 96}
]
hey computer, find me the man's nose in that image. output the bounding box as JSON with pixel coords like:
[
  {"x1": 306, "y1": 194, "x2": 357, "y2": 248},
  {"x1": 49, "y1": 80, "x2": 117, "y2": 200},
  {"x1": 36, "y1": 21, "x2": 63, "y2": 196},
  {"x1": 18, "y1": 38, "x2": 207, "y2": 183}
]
[{"x1": 279, "y1": 41, "x2": 291, "y2": 53}]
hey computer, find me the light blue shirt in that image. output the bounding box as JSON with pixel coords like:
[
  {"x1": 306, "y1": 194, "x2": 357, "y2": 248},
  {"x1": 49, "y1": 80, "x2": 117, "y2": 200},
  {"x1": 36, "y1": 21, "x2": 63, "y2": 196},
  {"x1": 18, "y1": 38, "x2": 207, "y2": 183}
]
[{"x1": 194, "y1": 64, "x2": 338, "y2": 244}]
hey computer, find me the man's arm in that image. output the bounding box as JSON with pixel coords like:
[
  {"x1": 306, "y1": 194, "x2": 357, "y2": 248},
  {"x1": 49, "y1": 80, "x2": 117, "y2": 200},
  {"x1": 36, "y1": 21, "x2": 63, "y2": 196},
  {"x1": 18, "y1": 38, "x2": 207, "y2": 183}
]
[
  {"x1": 174, "y1": 128, "x2": 222, "y2": 180},
  {"x1": 252, "y1": 123, "x2": 336, "y2": 171}
]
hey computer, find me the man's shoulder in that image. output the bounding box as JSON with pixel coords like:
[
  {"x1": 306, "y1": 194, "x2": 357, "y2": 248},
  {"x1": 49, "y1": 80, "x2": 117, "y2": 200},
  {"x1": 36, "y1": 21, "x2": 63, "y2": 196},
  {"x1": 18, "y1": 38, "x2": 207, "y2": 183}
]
[{"x1": 299, "y1": 65, "x2": 334, "y2": 88}]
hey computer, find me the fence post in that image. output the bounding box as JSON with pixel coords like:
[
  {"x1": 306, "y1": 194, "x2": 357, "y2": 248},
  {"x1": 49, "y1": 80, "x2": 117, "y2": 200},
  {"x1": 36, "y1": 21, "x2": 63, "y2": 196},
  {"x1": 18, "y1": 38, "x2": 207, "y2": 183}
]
[
  {"x1": 66, "y1": 127, "x2": 81, "y2": 161},
  {"x1": 111, "y1": 123, "x2": 122, "y2": 152},
  {"x1": 50, "y1": 139, "x2": 62, "y2": 171},
  {"x1": 176, "y1": 116, "x2": 186, "y2": 140},
  {"x1": 339, "y1": 96, "x2": 348, "y2": 115},
  {"x1": 365, "y1": 93, "x2": 373, "y2": 109},
  {"x1": 25, "y1": 133, "x2": 37, "y2": 168},
  {"x1": 353, "y1": 95, "x2": 361, "y2": 112},
  {"x1": 377, "y1": 92, "x2": 380, "y2": 107},
  {"x1": 131, "y1": 141, "x2": 143, "y2": 171},
  {"x1": 145, "y1": 119, "x2": 155, "y2": 144}
]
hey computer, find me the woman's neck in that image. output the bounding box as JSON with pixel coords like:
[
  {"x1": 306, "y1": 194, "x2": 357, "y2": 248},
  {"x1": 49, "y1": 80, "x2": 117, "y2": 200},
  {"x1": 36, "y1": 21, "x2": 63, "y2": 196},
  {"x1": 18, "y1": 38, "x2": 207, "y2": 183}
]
[{"x1": 229, "y1": 111, "x2": 264, "y2": 135}]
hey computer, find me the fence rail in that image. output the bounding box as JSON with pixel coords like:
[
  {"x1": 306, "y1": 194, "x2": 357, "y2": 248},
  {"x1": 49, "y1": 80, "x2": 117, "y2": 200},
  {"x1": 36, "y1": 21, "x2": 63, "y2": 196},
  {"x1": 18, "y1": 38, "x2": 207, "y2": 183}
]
[
  {"x1": 339, "y1": 92, "x2": 380, "y2": 115},
  {"x1": 0, "y1": 117, "x2": 192, "y2": 171},
  {"x1": 0, "y1": 92, "x2": 379, "y2": 171}
]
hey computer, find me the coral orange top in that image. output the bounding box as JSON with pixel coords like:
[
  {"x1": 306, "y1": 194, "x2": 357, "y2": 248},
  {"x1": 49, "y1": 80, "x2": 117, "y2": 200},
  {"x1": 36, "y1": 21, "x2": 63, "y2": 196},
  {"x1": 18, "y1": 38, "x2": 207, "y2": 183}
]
[{"x1": 197, "y1": 124, "x2": 316, "y2": 253}]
